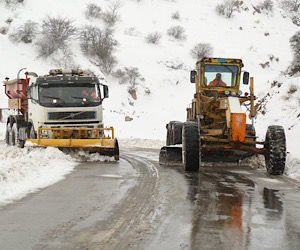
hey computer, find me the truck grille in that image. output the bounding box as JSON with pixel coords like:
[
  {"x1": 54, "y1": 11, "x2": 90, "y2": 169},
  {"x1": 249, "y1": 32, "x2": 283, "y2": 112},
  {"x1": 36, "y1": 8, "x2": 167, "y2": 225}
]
[{"x1": 48, "y1": 111, "x2": 96, "y2": 120}]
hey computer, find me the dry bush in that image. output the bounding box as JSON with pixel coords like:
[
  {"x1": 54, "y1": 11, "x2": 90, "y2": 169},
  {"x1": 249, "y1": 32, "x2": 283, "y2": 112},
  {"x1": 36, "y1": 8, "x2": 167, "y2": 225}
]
[
  {"x1": 112, "y1": 67, "x2": 144, "y2": 90},
  {"x1": 281, "y1": 0, "x2": 300, "y2": 12},
  {"x1": 190, "y1": 43, "x2": 213, "y2": 59},
  {"x1": 101, "y1": 1, "x2": 121, "y2": 27},
  {"x1": 288, "y1": 31, "x2": 300, "y2": 75},
  {"x1": 145, "y1": 32, "x2": 162, "y2": 44},
  {"x1": 288, "y1": 84, "x2": 298, "y2": 94},
  {"x1": 85, "y1": 3, "x2": 102, "y2": 19},
  {"x1": 216, "y1": 0, "x2": 243, "y2": 18},
  {"x1": 0, "y1": 0, "x2": 24, "y2": 7},
  {"x1": 167, "y1": 25, "x2": 186, "y2": 40},
  {"x1": 257, "y1": 0, "x2": 274, "y2": 13},
  {"x1": 80, "y1": 26, "x2": 118, "y2": 75},
  {"x1": 9, "y1": 21, "x2": 38, "y2": 44},
  {"x1": 36, "y1": 17, "x2": 77, "y2": 58},
  {"x1": 171, "y1": 11, "x2": 180, "y2": 20},
  {"x1": 0, "y1": 27, "x2": 8, "y2": 35}
]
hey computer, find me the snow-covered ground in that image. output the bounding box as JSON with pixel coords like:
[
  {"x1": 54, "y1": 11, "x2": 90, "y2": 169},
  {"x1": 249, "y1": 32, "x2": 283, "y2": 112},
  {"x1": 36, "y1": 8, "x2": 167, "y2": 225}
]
[{"x1": 0, "y1": 0, "x2": 300, "y2": 199}]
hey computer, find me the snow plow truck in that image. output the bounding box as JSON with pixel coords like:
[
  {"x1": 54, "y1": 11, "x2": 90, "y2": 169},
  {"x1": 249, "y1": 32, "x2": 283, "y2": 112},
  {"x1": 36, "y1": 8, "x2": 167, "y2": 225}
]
[
  {"x1": 4, "y1": 68, "x2": 119, "y2": 160},
  {"x1": 159, "y1": 57, "x2": 286, "y2": 175}
]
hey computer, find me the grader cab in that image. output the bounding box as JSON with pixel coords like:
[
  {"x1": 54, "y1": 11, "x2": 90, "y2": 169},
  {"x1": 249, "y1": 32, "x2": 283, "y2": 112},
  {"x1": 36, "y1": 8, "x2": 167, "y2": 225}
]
[{"x1": 160, "y1": 58, "x2": 286, "y2": 175}]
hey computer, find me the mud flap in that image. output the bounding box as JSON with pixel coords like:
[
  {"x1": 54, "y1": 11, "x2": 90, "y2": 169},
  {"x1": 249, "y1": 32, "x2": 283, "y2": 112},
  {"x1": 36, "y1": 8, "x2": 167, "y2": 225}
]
[{"x1": 159, "y1": 146, "x2": 182, "y2": 165}]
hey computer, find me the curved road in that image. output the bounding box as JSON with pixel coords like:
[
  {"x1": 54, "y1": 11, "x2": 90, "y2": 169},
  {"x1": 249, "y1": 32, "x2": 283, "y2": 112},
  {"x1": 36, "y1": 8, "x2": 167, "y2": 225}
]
[{"x1": 1, "y1": 149, "x2": 300, "y2": 250}]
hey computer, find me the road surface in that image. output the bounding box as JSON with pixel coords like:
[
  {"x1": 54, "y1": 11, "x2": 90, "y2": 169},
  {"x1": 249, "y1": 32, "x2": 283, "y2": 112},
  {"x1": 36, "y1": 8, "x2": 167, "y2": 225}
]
[{"x1": 1, "y1": 148, "x2": 300, "y2": 250}]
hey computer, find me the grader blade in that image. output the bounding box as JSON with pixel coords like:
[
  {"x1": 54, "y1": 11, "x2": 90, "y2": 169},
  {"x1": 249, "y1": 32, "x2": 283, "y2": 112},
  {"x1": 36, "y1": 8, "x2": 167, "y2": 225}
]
[{"x1": 159, "y1": 146, "x2": 182, "y2": 165}]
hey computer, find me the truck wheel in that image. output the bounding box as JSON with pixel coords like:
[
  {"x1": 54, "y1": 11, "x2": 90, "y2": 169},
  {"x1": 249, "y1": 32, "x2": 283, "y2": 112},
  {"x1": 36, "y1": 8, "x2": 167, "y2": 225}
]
[
  {"x1": 264, "y1": 126, "x2": 286, "y2": 175},
  {"x1": 172, "y1": 122, "x2": 183, "y2": 145},
  {"x1": 166, "y1": 121, "x2": 176, "y2": 145},
  {"x1": 182, "y1": 122, "x2": 199, "y2": 171},
  {"x1": 12, "y1": 123, "x2": 25, "y2": 148},
  {"x1": 5, "y1": 123, "x2": 11, "y2": 145},
  {"x1": 114, "y1": 139, "x2": 120, "y2": 161}
]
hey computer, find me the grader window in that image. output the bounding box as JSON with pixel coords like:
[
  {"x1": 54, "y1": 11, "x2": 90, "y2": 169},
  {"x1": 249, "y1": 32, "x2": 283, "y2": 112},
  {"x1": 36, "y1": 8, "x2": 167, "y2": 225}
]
[{"x1": 204, "y1": 65, "x2": 238, "y2": 87}]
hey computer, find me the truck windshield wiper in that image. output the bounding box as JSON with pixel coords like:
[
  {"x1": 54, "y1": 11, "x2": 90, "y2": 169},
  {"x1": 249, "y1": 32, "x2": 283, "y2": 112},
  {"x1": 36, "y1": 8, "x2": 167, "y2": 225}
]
[{"x1": 41, "y1": 95, "x2": 61, "y2": 100}]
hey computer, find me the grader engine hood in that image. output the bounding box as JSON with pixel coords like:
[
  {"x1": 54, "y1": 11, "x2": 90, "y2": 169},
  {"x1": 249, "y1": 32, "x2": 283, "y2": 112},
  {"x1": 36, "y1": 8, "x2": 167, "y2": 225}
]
[{"x1": 225, "y1": 97, "x2": 246, "y2": 142}]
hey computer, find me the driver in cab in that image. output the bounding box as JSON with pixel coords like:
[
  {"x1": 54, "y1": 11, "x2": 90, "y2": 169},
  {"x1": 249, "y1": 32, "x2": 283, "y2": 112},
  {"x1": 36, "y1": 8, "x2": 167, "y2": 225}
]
[{"x1": 208, "y1": 73, "x2": 227, "y2": 87}]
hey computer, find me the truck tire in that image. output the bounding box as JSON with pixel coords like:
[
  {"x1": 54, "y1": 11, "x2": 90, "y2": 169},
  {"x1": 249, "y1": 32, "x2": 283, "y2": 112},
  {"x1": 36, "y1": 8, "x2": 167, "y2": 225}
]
[
  {"x1": 172, "y1": 122, "x2": 183, "y2": 145},
  {"x1": 114, "y1": 139, "x2": 120, "y2": 161},
  {"x1": 182, "y1": 121, "x2": 199, "y2": 171},
  {"x1": 5, "y1": 123, "x2": 11, "y2": 145},
  {"x1": 166, "y1": 121, "x2": 177, "y2": 145},
  {"x1": 12, "y1": 123, "x2": 25, "y2": 148},
  {"x1": 264, "y1": 126, "x2": 286, "y2": 175}
]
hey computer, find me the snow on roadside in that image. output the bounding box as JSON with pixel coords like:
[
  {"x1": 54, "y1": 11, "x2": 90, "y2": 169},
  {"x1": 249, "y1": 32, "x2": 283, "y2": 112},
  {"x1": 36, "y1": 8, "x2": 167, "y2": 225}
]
[{"x1": 0, "y1": 144, "x2": 76, "y2": 206}]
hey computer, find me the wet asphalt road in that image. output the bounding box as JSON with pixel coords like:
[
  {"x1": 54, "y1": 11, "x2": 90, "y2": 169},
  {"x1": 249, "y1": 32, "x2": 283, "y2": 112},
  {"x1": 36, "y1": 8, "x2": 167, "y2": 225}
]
[{"x1": 1, "y1": 149, "x2": 300, "y2": 250}]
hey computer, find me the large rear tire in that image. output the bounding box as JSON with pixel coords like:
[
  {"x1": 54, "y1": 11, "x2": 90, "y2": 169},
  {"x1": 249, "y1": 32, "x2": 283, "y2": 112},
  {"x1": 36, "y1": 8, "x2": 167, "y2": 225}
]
[
  {"x1": 114, "y1": 139, "x2": 120, "y2": 161},
  {"x1": 172, "y1": 122, "x2": 183, "y2": 145},
  {"x1": 264, "y1": 126, "x2": 286, "y2": 175},
  {"x1": 182, "y1": 122, "x2": 199, "y2": 171}
]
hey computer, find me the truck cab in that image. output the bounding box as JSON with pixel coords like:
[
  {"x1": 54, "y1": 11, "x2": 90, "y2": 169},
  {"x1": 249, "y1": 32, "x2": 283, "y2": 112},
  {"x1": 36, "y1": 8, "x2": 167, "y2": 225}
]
[{"x1": 26, "y1": 69, "x2": 109, "y2": 137}]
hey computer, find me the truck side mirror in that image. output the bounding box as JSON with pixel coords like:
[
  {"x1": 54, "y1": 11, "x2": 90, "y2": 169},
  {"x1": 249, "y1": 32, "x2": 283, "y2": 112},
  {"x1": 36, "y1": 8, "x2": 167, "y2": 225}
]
[
  {"x1": 243, "y1": 72, "x2": 249, "y2": 85},
  {"x1": 190, "y1": 70, "x2": 197, "y2": 83},
  {"x1": 103, "y1": 85, "x2": 109, "y2": 98}
]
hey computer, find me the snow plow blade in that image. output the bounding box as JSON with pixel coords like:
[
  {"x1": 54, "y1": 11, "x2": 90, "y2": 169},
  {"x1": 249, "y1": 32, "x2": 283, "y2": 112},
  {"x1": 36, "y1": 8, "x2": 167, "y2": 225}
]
[
  {"x1": 26, "y1": 127, "x2": 119, "y2": 160},
  {"x1": 159, "y1": 146, "x2": 182, "y2": 165}
]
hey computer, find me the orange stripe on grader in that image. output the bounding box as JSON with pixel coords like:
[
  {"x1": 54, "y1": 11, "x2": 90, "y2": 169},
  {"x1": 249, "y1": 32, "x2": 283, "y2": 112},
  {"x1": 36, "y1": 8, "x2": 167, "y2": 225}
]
[{"x1": 231, "y1": 113, "x2": 246, "y2": 142}]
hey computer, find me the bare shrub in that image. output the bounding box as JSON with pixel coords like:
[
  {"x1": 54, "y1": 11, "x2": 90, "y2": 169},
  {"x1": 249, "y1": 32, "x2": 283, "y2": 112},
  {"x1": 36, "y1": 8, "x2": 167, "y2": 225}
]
[
  {"x1": 288, "y1": 31, "x2": 300, "y2": 75},
  {"x1": 5, "y1": 18, "x2": 13, "y2": 24},
  {"x1": 281, "y1": 0, "x2": 300, "y2": 12},
  {"x1": 0, "y1": 0, "x2": 24, "y2": 7},
  {"x1": 144, "y1": 88, "x2": 151, "y2": 95},
  {"x1": 80, "y1": 26, "x2": 118, "y2": 75},
  {"x1": 85, "y1": 3, "x2": 102, "y2": 19},
  {"x1": 145, "y1": 32, "x2": 162, "y2": 44},
  {"x1": 215, "y1": 0, "x2": 243, "y2": 18},
  {"x1": 101, "y1": 1, "x2": 121, "y2": 27},
  {"x1": 36, "y1": 17, "x2": 77, "y2": 58},
  {"x1": 112, "y1": 67, "x2": 144, "y2": 90},
  {"x1": 257, "y1": 0, "x2": 274, "y2": 13},
  {"x1": 190, "y1": 43, "x2": 213, "y2": 59},
  {"x1": 0, "y1": 27, "x2": 8, "y2": 35},
  {"x1": 288, "y1": 84, "x2": 298, "y2": 94},
  {"x1": 171, "y1": 11, "x2": 180, "y2": 20},
  {"x1": 9, "y1": 21, "x2": 38, "y2": 43},
  {"x1": 167, "y1": 25, "x2": 186, "y2": 40}
]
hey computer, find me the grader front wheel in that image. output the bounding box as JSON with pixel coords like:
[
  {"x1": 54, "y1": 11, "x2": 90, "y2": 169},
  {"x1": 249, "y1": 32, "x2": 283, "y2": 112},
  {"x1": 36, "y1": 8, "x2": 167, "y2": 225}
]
[
  {"x1": 264, "y1": 125, "x2": 286, "y2": 175},
  {"x1": 182, "y1": 122, "x2": 199, "y2": 171}
]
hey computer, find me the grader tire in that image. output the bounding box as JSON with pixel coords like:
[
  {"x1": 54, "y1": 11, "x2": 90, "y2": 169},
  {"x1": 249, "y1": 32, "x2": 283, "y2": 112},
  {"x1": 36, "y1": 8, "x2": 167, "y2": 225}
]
[
  {"x1": 264, "y1": 126, "x2": 286, "y2": 175},
  {"x1": 114, "y1": 139, "x2": 120, "y2": 161},
  {"x1": 172, "y1": 122, "x2": 183, "y2": 145},
  {"x1": 182, "y1": 122, "x2": 199, "y2": 171},
  {"x1": 166, "y1": 121, "x2": 177, "y2": 145}
]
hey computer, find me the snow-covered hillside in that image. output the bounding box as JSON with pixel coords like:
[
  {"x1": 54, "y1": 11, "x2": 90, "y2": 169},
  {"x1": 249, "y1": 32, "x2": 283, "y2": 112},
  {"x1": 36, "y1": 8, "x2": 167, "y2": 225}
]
[
  {"x1": 0, "y1": 0, "x2": 298, "y2": 140},
  {"x1": 0, "y1": 0, "x2": 300, "y2": 180}
]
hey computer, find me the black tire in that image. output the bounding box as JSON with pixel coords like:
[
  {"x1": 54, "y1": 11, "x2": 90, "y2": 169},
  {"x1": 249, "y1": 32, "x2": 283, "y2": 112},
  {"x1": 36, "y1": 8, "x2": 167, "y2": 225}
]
[
  {"x1": 12, "y1": 123, "x2": 25, "y2": 148},
  {"x1": 171, "y1": 122, "x2": 183, "y2": 145},
  {"x1": 114, "y1": 139, "x2": 120, "y2": 161},
  {"x1": 182, "y1": 122, "x2": 199, "y2": 171},
  {"x1": 10, "y1": 123, "x2": 16, "y2": 146},
  {"x1": 166, "y1": 121, "x2": 177, "y2": 146},
  {"x1": 264, "y1": 126, "x2": 286, "y2": 175},
  {"x1": 5, "y1": 123, "x2": 10, "y2": 145}
]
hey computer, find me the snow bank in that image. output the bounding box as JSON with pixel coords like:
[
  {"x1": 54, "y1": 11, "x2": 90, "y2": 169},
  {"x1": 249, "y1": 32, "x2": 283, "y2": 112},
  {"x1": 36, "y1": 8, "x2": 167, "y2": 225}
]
[{"x1": 0, "y1": 144, "x2": 76, "y2": 205}]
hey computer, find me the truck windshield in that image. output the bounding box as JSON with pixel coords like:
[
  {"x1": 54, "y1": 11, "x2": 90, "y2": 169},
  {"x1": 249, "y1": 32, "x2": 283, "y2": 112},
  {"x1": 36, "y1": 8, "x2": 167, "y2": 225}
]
[
  {"x1": 204, "y1": 65, "x2": 238, "y2": 87},
  {"x1": 38, "y1": 82, "x2": 101, "y2": 107}
]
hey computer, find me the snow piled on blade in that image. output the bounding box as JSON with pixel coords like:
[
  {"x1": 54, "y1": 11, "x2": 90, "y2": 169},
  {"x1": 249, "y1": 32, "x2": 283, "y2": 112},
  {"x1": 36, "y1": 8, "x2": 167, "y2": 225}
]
[{"x1": 0, "y1": 144, "x2": 76, "y2": 205}]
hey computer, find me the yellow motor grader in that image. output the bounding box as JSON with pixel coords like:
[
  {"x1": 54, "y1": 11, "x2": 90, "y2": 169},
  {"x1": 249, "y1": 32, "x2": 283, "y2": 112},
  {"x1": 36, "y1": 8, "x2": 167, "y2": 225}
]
[{"x1": 160, "y1": 58, "x2": 286, "y2": 175}]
